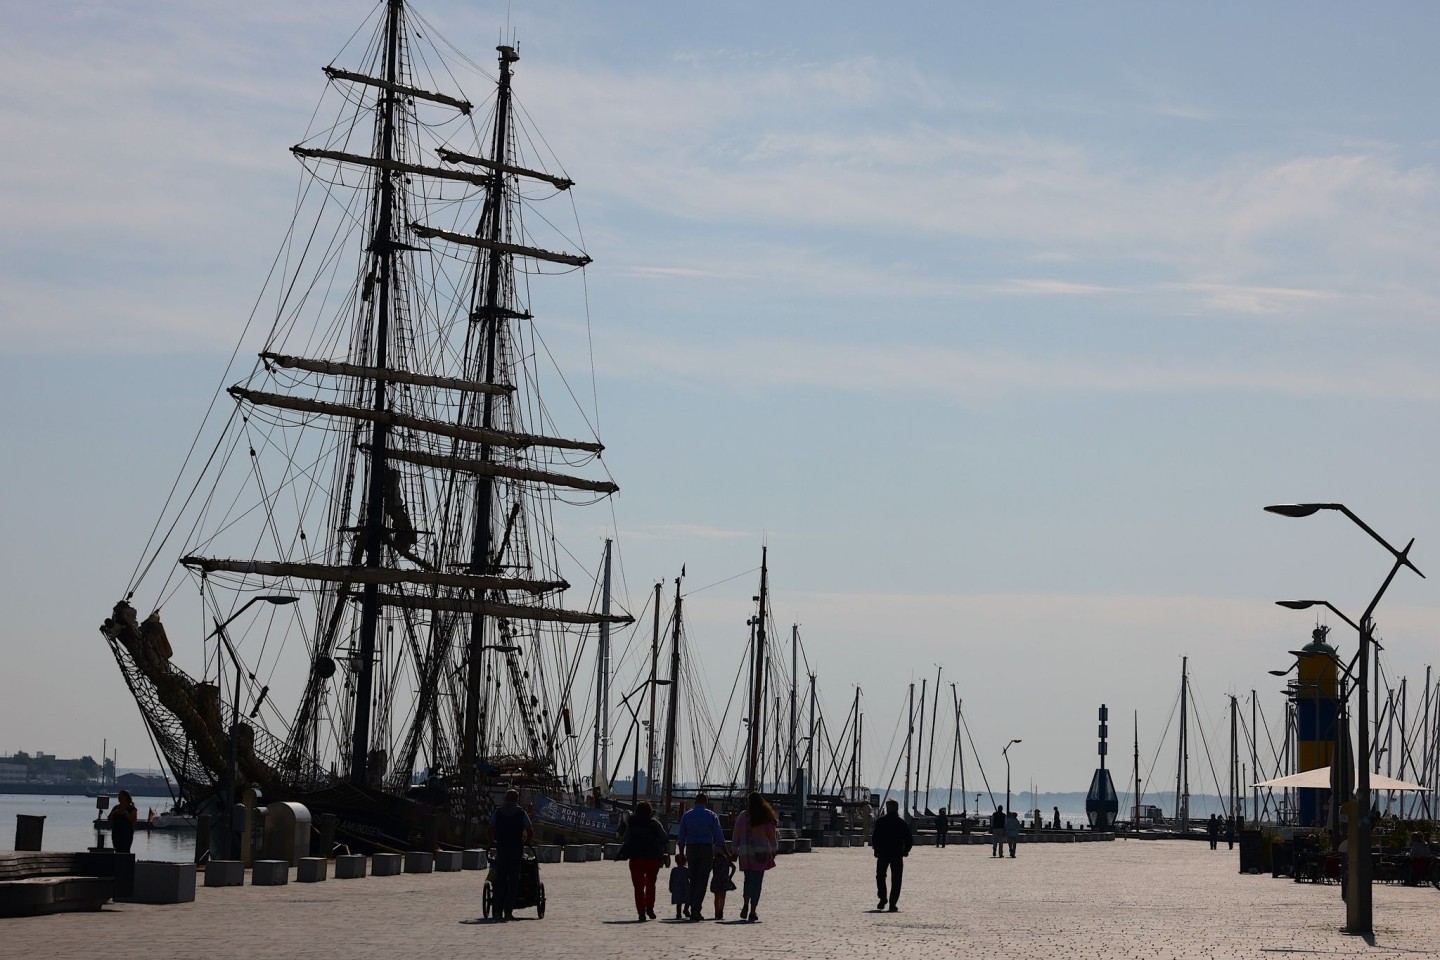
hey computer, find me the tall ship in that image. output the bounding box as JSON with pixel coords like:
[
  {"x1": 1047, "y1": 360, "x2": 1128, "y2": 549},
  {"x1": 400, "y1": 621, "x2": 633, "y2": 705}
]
[{"x1": 101, "y1": 0, "x2": 632, "y2": 852}]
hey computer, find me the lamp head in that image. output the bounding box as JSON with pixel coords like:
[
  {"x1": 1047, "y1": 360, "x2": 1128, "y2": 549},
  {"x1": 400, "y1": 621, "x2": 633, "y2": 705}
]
[
  {"x1": 1264, "y1": 504, "x2": 1327, "y2": 518},
  {"x1": 1275, "y1": 600, "x2": 1317, "y2": 610},
  {"x1": 261, "y1": 595, "x2": 299, "y2": 605}
]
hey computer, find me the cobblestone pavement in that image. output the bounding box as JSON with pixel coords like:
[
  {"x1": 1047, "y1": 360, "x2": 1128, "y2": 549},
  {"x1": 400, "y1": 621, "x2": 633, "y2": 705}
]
[{"x1": 9, "y1": 840, "x2": 1439, "y2": 959}]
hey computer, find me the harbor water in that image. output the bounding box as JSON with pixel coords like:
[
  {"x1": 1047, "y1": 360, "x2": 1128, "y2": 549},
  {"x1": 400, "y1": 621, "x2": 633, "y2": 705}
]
[{"x1": 1, "y1": 794, "x2": 195, "y2": 862}]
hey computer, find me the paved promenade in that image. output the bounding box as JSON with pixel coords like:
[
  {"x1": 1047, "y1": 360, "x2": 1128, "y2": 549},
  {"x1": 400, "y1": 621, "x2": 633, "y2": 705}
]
[{"x1": 9, "y1": 840, "x2": 1438, "y2": 958}]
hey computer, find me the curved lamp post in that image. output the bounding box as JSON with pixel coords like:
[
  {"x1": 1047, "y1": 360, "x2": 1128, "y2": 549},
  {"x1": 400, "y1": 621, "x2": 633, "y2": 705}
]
[
  {"x1": 1003, "y1": 739, "x2": 1022, "y2": 815},
  {"x1": 1265, "y1": 503, "x2": 1423, "y2": 935},
  {"x1": 208, "y1": 594, "x2": 299, "y2": 859}
]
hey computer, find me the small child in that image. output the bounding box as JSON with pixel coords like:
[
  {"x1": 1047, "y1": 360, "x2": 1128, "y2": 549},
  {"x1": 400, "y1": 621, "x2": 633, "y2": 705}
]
[
  {"x1": 668, "y1": 854, "x2": 691, "y2": 920},
  {"x1": 710, "y1": 854, "x2": 737, "y2": 921}
]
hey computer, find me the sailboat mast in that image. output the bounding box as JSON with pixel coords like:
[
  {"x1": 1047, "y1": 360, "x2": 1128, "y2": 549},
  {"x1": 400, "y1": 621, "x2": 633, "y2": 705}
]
[
  {"x1": 646, "y1": 581, "x2": 661, "y2": 798},
  {"x1": 925, "y1": 665, "x2": 941, "y2": 809},
  {"x1": 1133, "y1": 711, "x2": 1140, "y2": 828},
  {"x1": 948, "y1": 685, "x2": 959, "y2": 814},
  {"x1": 1177, "y1": 657, "x2": 1189, "y2": 828},
  {"x1": 459, "y1": 43, "x2": 520, "y2": 812},
  {"x1": 915, "y1": 677, "x2": 926, "y2": 812},
  {"x1": 661, "y1": 576, "x2": 682, "y2": 810},
  {"x1": 593, "y1": 539, "x2": 613, "y2": 792},
  {"x1": 790, "y1": 624, "x2": 798, "y2": 794},
  {"x1": 1229, "y1": 694, "x2": 1238, "y2": 819},
  {"x1": 904, "y1": 682, "x2": 914, "y2": 821},
  {"x1": 746, "y1": 547, "x2": 768, "y2": 792},
  {"x1": 350, "y1": 0, "x2": 405, "y2": 787}
]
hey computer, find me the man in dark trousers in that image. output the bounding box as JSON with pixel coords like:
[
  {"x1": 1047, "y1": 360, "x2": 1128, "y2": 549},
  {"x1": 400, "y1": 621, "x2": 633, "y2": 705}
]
[
  {"x1": 488, "y1": 789, "x2": 534, "y2": 921},
  {"x1": 871, "y1": 798, "x2": 913, "y2": 912},
  {"x1": 677, "y1": 792, "x2": 726, "y2": 921},
  {"x1": 990, "y1": 804, "x2": 1006, "y2": 857},
  {"x1": 1207, "y1": 814, "x2": 1219, "y2": 850},
  {"x1": 935, "y1": 807, "x2": 949, "y2": 848}
]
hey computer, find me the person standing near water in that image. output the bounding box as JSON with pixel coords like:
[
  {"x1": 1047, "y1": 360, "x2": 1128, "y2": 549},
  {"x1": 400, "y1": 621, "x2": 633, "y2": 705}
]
[
  {"x1": 935, "y1": 808, "x2": 949, "y2": 848},
  {"x1": 733, "y1": 792, "x2": 779, "y2": 922},
  {"x1": 990, "y1": 805, "x2": 1005, "y2": 857},
  {"x1": 107, "y1": 790, "x2": 138, "y2": 854},
  {"x1": 871, "y1": 798, "x2": 913, "y2": 912},
  {"x1": 1005, "y1": 809, "x2": 1020, "y2": 858}
]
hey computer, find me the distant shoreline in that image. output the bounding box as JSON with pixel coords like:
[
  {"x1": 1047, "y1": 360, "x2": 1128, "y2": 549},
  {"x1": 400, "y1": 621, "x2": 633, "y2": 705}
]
[{"x1": 0, "y1": 784, "x2": 176, "y2": 798}]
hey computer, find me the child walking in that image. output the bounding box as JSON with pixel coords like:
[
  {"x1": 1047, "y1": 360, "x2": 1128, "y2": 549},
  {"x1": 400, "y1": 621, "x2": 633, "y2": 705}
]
[
  {"x1": 668, "y1": 854, "x2": 691, "y2": 919},
  {"x1": 711, "y1": 853, "x2": 737, "y2": 920}
]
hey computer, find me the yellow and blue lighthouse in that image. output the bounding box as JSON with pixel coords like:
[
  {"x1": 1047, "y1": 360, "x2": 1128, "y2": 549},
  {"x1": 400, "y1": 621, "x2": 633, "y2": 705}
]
[{"x1": 1290, "y1": 625, "x2": 1339, "y2": 827}]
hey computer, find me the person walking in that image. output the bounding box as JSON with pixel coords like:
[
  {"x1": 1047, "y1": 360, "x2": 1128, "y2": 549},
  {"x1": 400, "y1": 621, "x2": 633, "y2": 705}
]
[
  {"x1": 1005, "y1": 809, "x2": 1020, "y2": 858},
  {"x1": 989, "y1": 804, "x2": 1005, "y2": 858},
  {"x1": 871, "y1": 798, "x2": 912, "y2": 912},
  {"x1": 488, "y1": 789, "x2": 534, "y2": 922},
  {"x1": 1225, "y1": 815, "x2": 1236, "y2": 851},
  {"x1": 935, "y1": 807, "x2": 949, "y2": 848},
  {"x1": 678, "y1": 793, "x2": 726, "y2": 921},
  {"x1": 733, "y1": 791, "x2": 779, "y2": 922},
  {"x1": 616, "y1": 800, "x2": 668, "y2": 922},
  {"x1": 1207, "y1": 814, "x2": 1219, "y2": 850}
]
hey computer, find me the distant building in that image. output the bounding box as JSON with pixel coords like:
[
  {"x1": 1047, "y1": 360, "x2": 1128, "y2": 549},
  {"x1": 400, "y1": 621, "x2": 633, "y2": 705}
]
[
  {"x1": 116, "y1": 772, "x2": 172, "y2": 795},
  {"x1": 0, "y1": 763, "x2": 26, "y2": 784}
]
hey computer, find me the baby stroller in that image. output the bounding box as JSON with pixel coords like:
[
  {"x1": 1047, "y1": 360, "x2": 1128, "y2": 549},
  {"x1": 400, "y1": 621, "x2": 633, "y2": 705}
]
[{"x1": 483, "y1": 846, "x2": 546, "y2": 919}]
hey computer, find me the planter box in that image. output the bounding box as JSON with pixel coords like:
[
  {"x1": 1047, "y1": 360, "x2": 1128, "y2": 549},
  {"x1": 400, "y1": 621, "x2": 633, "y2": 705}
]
[{"x1": 122, "y1": 861, "x2": 196, "y2": 904}]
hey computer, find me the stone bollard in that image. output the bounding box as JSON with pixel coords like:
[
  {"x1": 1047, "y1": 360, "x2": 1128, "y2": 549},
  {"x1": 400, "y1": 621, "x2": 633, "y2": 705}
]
[
  {"x1": 435, "y1": 850, "x2": 463, "y2": 872},
  {"x1": 603, "y1": 843, "x2": 623, "y2": 860},
  {"x1": 334, "y1": 854, "x2": 367, "y2": 879},
  {"x1": 204, "y1": 860, "x2": 244, "y2": 887},
  {"x1": 297, "y1": 858, "x2": 328, "y2": 883},
  {"x1": 372, "y1": 852, "x2": 403, "y2": 876},
  {"x1": 777, "y1": 838, "x2": 796, "y2": 855},
  {"x1": 403, "y1": 851, "x2": 434, "y2": 874},
  {"x1": 462, "y1": 849, "x2": 489, "y2": 870},
  {"x1": 562, "y1": 846, "x2": 588, "y2": 863},
  {"x1": 535, "y1": 845, "x2": 563, "y2": 863},
  {"x1": 795, "y1": 838, "x2": 813, "y2": 853},
  {"x1": 252, "y1": 860, "x2": 289, "y2": 886},
  {"x1": 584, "y1": 844, "x2": 604, "y2": 861}
]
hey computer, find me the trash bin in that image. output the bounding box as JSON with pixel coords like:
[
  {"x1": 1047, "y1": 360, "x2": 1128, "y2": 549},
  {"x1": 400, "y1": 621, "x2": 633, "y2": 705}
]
[{"x1": 14, "y1": 814, "x2": 45, "y2": 851}]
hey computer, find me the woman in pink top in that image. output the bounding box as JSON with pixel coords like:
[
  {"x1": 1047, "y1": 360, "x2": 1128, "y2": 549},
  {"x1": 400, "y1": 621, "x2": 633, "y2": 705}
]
[{"x1": 732, "y1": 791, "x2": 779, "y2": 922}]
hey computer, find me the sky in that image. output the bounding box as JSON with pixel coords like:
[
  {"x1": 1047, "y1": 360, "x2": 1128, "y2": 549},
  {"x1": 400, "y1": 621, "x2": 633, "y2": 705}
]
[{"x1": 4, "y1": 0, "x2": 1440, "y2": 802}]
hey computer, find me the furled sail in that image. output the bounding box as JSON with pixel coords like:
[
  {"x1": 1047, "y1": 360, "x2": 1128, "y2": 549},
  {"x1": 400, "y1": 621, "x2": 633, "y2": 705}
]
[
  {"x1": 378, "y1": 592, "x2": 633, "y2": 626},
  {"x1": 323, "y1": 66, "x2": 473, "y2": 114},
  {"x1": 228, "y1": 387, "x2": 604, "y2": 454},
  {"x1": 260, "y1": 353, "x2": 512, "y2": 396},
  {"x1": 436, "y1": 147, "x2": 574, "y2": 191},
  {"x1": 291, "y1": 147, "x2": 491, "y2": 187},
  {"x1": 179, "y1": 557, "x2": 568, "y2": 595},
  {"x1": 375, "y1": 446, "x2": 618, "y2": 495},
  {"x1": 410, "y1": 223, "x2": 592, "y2": 267}
]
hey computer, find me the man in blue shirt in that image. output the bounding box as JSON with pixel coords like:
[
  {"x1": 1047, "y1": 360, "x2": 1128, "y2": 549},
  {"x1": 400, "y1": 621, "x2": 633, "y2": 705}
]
[
  {"x1": 677, "y1": 793, "x2": 726, "y2": 920},
  {"x1": 488, "y1": 789, "x2": 534, "y2": 921}
]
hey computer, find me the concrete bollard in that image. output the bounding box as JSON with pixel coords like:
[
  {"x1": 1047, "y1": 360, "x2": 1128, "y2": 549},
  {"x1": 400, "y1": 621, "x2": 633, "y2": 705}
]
[
  {"x1": 297, "y1": 858, "x2": 328, "y2": 883},
  {"x1": 584, "y1": 844, "x2": 604, "y2": 861},
  {"x1": 777, "y1": 838, "x2": 796, "y2": 855},
  {"x1": 435, "y1": 850, "x2": 464, "y2": 872},
  {"x1": 563, "y1": 846, "x2": 588, "y2": 863},
  {"x1": 204, "y1": 860, "x2": 244, "y2": 887},
  {"x1": 372, "y1": 852, "x2": 403, "y2": 876},
  {"x1": 404, "y1": 851, "x2": 434, "y2": 874},
  {"x1": 535, "y1": 845, "x2": 563, "y2": 863},
  {"x1": 334, "y1": 854, "x2": 367, "y2": 879},
  {"x1": 603, "y1": 843, "x2": 623, "y2": 860},
  {"x1": 122, "y1": 861, "x2": 197, "y2": 903},
  {"x1": 795, "y1": 838, "x2": 813, "y2": 853},
  {"x1": 252, "y1": 860, "x2": 289, "y2": 886},
  {"x1": 462, "y1": 849, "x2": 489, "y2": 870}
]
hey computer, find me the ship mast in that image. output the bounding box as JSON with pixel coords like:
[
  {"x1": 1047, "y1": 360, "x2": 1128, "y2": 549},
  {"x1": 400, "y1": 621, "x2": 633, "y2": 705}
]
[
  {"x1": 746, "y1": 547, "x2": 768, "y2": 791},
  {"x1": 349, "y1": 0, "x2": 405, "y2": 787},
  {"x1": 459, "y1": 43, "x2": 521, "y2": 827}
]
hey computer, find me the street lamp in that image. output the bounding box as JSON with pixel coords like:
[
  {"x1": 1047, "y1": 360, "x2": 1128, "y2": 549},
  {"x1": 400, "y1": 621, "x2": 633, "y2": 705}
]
[
  {"x1": 615, "y1": 679, "x2": 672, "y2": 807},
  {"x1": 1003, "y1": 739, "x2": 1022, "y2": 815},
  {"x1": 207, "y1": 594, "x2": 298, "y2": 859},
  {"x1": 1265, "y1": 502, "x2": 1424, "y2": 935}
]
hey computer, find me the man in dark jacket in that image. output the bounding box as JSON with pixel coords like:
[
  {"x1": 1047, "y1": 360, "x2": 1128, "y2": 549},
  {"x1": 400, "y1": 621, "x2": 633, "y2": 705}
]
[
  {"x1": 871, "y1": 799, "x2": 913, "y2": 912},
  {"x1": 990, "y1": 804, "x2": 1006, "y2": 857},
  {"x1": 489, "y1": 789, "x2": 534, "y2": 921}
]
